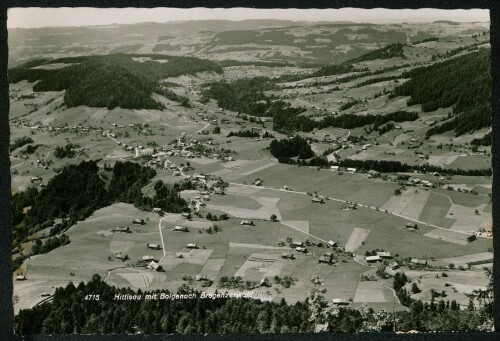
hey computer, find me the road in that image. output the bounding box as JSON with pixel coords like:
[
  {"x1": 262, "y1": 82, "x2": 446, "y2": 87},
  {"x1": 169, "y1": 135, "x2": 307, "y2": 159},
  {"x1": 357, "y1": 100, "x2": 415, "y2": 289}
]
[{"x1": 158, "y1": 216, "x2": 167, "y2": 262}]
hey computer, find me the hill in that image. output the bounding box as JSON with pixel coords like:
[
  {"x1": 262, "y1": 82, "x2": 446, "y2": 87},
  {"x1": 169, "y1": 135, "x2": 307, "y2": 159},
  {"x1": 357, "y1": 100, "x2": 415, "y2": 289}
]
[
  {"x1": 9, "y1": 54, "x2": 223, "y2": 109},
  {"x1": 391, "y1": 49, "x2": 490, "y2": 136}
]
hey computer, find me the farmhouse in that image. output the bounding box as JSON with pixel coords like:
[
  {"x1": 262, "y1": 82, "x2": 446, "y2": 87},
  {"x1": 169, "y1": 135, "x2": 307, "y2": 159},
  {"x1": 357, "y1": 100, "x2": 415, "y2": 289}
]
[
  {"x1": 174, "y1": 225, "x2": 189, "y2": 232},
  {"x1": 281, "y1": 253, "x2": 295, "y2": 260},
  {"x1": 115, "y1": 252, "x2": 128, "y2": 260},
  {"x1": 16, "y1": 274, "x2": 26, "y2": 281},
  {"x1": 390, "y1": 261, "x2": 400, "y2": 270},
  {"x1": 411, "y1": 258, "x2": 427, "y2": 266},
  {"x1": 311, "y1": 197, "x2": 324, "y2": 204},
  {"x1": 132, "y1": 218, "x2": 145, "y2": 225},
  {"x1": 149, "y1": 261, "x2": 163, "y2": 272},
  {"x1": 347, "y1": 168, "x2": 357, "y2": 173},
  {"x1": 376, "y1": 251, "x2": 392, "y2": 259},
  {"x1": 142, "y1": 255, "x2": 155, "y2": 262},
  {"x1": 327, "y1": 240, "x2": 337, "y2": 248},
  {"x1": 195, "y1": 275, "x2": 207, "y2": 281},
  {"x1": 319, "y1": 253, "x2": 334, "y2": 264},
  {"x1": 259, "y1": 277, "x2": 272, "y2": 287},
  {"x1": 295, "y1": 247, "x2": 307, "y2": 253},
  {"x1": 332, "y1": 298, "x2": 351, "y2": 306},
  {"x1": 152, "y1": 208, "x2": 162, "y2": 213},
  {"x1": 365, "y1": 255, "x2": 381, "y2": 263},
  {"x1": 111, "y1": 226, "x2": 130, "y2": 233},
  {"x1": 292, "y1": 241, "x2": 304, "y2": 247},
  {"x1": 186, "y1": 243, "x2": 198, "y2": 249},
  {"x1": 405, "y1": 223, "x2": 418, "y2": 230},
  {"x1": 254, "y1": 179, "x2": 262, "y2": 186},
  {"x1": 147, "y1": 243, "x2": 161, "y2": 250},
  {"x1": 240, "y1": 220, "x2": 254, "y2": 226},
  {"x1": 330, "y1": 166, "x2": 339, "y2": 171},
  {"x1": 30, "y1": 176, "x2": 41, "y2": 183}
]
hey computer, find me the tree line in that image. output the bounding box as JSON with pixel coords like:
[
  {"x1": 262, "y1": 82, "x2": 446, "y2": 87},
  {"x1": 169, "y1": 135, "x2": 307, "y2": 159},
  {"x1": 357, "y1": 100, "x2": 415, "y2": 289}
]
[
  {"x1": 391, "y1": 50, "x2": 491, "y2": 136},
  {"x1": 14, "y1": 273, "x2": 492, "y2": 334}
]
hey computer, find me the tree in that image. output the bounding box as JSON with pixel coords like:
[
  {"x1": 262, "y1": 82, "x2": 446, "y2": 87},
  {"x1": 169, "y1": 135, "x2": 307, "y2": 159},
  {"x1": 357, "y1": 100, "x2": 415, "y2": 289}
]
[
  {"x1": 411, "y1": 283, "x2": 421, "y2": 294},
  {"x1": 270, "y1": 214, "x2": 278, "y2": 222},
  {"x1": 213, "y1": 126, "x2": 221, "y2": 134}
]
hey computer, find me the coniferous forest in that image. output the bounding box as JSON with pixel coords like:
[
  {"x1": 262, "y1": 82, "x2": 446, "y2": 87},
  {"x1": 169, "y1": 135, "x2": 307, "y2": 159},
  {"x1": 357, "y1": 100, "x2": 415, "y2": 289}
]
[
  {"x1": 14, "y1": 272, "x2": 492, "y2": 335},
  {"x1": 391, "y1": 50, "x2": 490, "y2": 136}
]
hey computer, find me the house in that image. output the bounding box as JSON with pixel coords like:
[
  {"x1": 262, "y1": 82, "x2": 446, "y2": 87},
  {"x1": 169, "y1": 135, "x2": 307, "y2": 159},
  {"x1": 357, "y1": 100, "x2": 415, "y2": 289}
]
[
  {"x1": 149, "y1": 261, "x2": 163, "y2": 272},
  {"x1": 332, "y1": 298, "x2": 351, "y2": 306},
  {"x1": 186, "y1": 243, "x2": 198, "y2": 249},
  {"x1": 111, "y1": 226, "x2": 130, "y2": 233},
  {"x1": 240, "y1": 220, "x2": 254, "y2": 226},
  {"x1": 312, "y1": 197, "x2": 324, "y2": 204},
  {"x1": 254, "y1": 179, "x2": 262, "y2": 186},
  {"x1": 365, "y1": 255, "x2": 381, "y2": 263},
  {"x1": 319, "y1": 253, "x2": 334, "y2": 264},
  {"x1": 330, "y1": 166, "x2": 339, "y2": 171},
  {"x1": 281, "y1": 253, "x2": 295, "y2": 260},
  {"x1": 292, "y1": 241, "x2": 304, "y2": 247},
  {"x1": 405, "y1": 223, "x2": 418, "y2": 230},
  {"x1": 390, "y1": 261, "x2": 400, "y2": 270},
  {"x1": 147, "y1": 243, "x2": 161, "y2": 250},
  {"x1": 30, "y1": 176, "x2": 41, "y2": 183},
  {"x1": 173, "y1": 171, "x2": 181, "y2": 176},
  {"x1": 152, "y1": 208, "x2": 162, "y2": 213},
  {"x1": 411, "y1": 258, "x2": 427, "y2": 266},
  {"x1": 295, "y1": 247, "x2": 307, "y2": 253},
  {"x1": 115, "y1": 252, "x2": 128, "y2": 260},
  {"x1": 259, "y1": 277, "x2": 272, "y2": 287},
  {"x1": 181, "y1": 212, "x2": 191, "y2": 219},
  {"x1": 16, "y1": 274, "x2": 26, "y2": 281},
  {"x1": 377, "y1": 251, "x2": 392, "y2": 259},
  {"x1": 347, "y1": 168, "x2": 356, "y2": 173},
  {"x1": 142, "y1": 255, "x2": 155, "y2": 262},
  {"x1": 213, "y1": 188, "x2": 224, "y2": 195},
  {"x1": 195, "y1": 275, "x2": 207, "y2": 281},
  {"x1": 132, "y1": 218, "x2": 145, "y2": 225},
  {"x1": 174, "y1": 225, "x2": 189, "y2": 232},
  {"x1": 327, "y1": 240, "x2": 337, "y2": 248}
]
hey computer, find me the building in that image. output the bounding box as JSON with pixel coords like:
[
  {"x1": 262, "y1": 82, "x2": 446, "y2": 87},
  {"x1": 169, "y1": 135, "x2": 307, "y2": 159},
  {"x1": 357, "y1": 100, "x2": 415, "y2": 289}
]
[
  {"x1": 347, "y1": 168, "x2": 357, "y2": 173},
  {"x1": 254, "y1": 179, "x2": 262, "y2": 186},
  {"x1": 312, "y1": 197, "x2": 324, "y2": 204},
  {"x1": 149, "y1": 261, "x2": 163, "y2": 272},
  {"x1": 365, "y1": 255, "x2": 381, "y2": 263},
  {"x1": 115, "y1": 252, "x2": 128, "y2": 260},
  {"x1": 405, "y1": 223, "x2": 418, "y2": 230},
  {"x1": 295, "y1": 246, "x2": 307, "y2": 253},
  {"x1": 292, "y1": 241, "x2": 304, "y2": 247},
  {"x1": 30, "y1": 176, "x2": 41, "y2": 183},
  {"x1": 133, "y1": 218, "x2": 145, "y2": 225},
  {"x1": 186, "y1": 243, "x2": 198, "y2": 249},
  {"x1": 147, "y1": 243, "x2": 161, "y2": 250},
  {"x1": 259, "y1": 277, "x2": 272, "y2": 287},
  {"x1": 331, "y1": 166, "x2": 339, "y2": 171},
  {"x1": 111, "y1": 226, "x2": 130, "y2": 233},
  {"x1": 16, "y1": 274, "x2": 26, "y2": 281},
  {"x1": 240, "y1": 220, "x2": 254, "y2": 226},
  {"x1": 281, "y1": 253, "x2": 295, "y2": 260},
  {"x1": 377, "y1": 251, "x2": 392, "y2": 259},
  {"x1": 142, "y1": 255, "x2": 155, "y2": 262},
  {"x1": 152, "y1": 208, "x2": 162, "y2": 213},
  {"x1": 411, "y1": 258, "x2": 427, "y2": 266},
  {"x1": 390, "y1": 261, "x2": 400, "y2": 270},
  {"x1": 174, "y1": 225, "x2": 189, "y2": 232},
  {"x1": 332, "y1": 298, "x2": 351, "y2": 306},
  {"x1": 319, "y1": 253, "x2": 334, "y2": 264},
  {"x1": 195, "y1": 275, "x2": 207, "y2": 281},
  {"x1": 327, "y1": 240, "x2": 337, "y2": 248}
]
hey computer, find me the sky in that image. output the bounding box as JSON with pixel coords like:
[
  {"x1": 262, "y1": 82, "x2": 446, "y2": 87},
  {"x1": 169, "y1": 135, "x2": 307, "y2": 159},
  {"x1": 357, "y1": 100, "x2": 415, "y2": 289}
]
[{"x1": 7, "y1": 7, "x2": 490, "y2": 29}]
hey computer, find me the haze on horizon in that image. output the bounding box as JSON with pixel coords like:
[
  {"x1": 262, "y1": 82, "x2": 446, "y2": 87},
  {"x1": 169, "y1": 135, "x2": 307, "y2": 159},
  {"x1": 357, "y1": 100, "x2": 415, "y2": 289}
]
[{"x1": 8, "y1": 7, "x2": 489, "y2": 29}]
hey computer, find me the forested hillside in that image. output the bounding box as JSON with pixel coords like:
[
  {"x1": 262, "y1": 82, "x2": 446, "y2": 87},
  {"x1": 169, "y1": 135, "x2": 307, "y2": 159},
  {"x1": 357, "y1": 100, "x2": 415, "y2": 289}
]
[
  {"x1": 391, "y1": 50, "x2": 491, "y2": 136},
  {"x1": 14, "y1": 274, "x2": 492, "y2": 334},
  {"x1": 348, "y1": 43, "x2": 406, "y2": 63},
  {"x1": 11, "y1": 161, "x2": 189, "y2": 268},
  {"x1": 8, "y1": 54, "x2": 222, "y2": 109}
]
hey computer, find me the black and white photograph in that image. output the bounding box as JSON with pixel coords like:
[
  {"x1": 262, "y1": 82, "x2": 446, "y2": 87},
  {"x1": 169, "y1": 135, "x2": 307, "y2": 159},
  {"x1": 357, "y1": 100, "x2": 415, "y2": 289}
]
[{"x1": 6, "y1": 6, "x2": 494, "y2": 335}]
